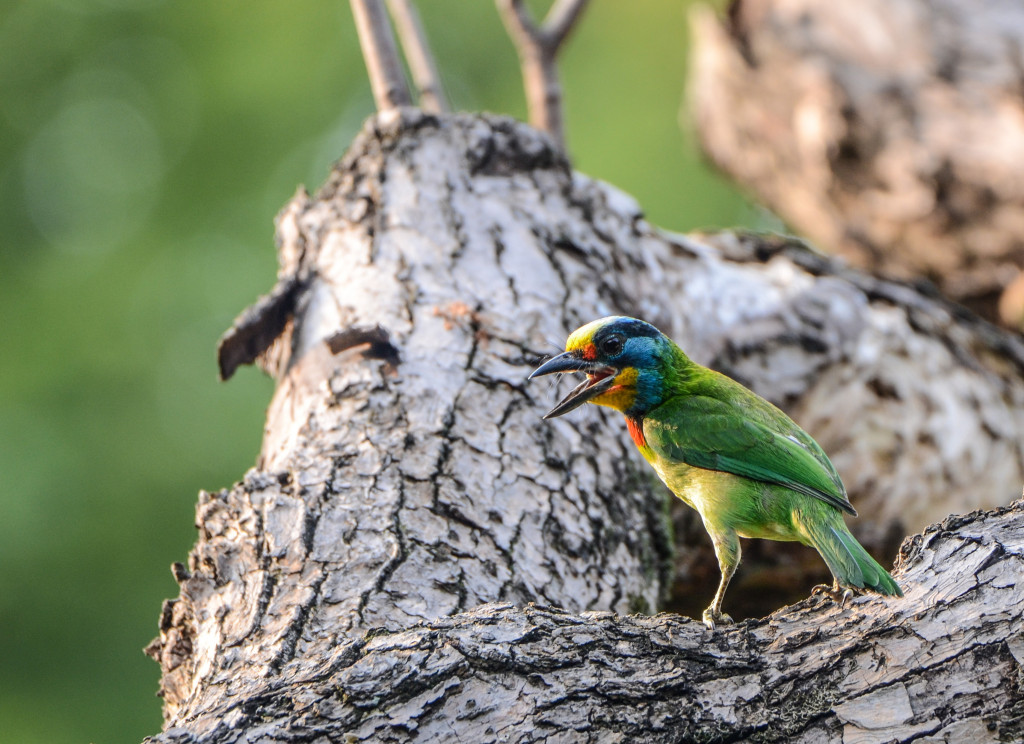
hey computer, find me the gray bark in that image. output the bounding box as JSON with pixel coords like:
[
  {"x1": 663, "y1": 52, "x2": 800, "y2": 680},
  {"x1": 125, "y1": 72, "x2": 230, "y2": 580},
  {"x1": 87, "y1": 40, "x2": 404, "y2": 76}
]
[
  {"x1": 148, "y1": 110, "x2": 1024, "y2": 741},
  {"x1": 150, "y1": 501, "x2": 1024, "y2": 743},
  {"x1": 689, "y1": 0, "x2": 1024, "y2": 324}
]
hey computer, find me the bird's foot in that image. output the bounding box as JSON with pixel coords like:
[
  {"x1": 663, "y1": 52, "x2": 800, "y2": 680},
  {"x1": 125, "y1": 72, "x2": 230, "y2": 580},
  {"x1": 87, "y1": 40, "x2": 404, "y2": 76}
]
[
  {"x1": 812, "y1": 582, "x2": 854, "y2": 607},
  {"x1": 702, "y1": 608, "x2": 734, "y2": 631}
]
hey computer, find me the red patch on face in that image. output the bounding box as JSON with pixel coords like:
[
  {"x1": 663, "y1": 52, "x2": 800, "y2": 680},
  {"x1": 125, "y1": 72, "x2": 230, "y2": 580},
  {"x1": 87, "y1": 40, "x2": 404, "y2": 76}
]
[
  {"x1": 582, "y1": 344, "x2": 597, "y2": 361},
  {"x1": 626, "y1": 417, "x2": 646, "y2": 448}
]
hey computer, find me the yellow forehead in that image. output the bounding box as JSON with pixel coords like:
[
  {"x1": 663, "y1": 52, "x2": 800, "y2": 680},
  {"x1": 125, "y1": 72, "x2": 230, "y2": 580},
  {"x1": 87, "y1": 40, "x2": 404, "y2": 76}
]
[{"x1": 565, "y1": 316, "x2": 623, "y2": 351}]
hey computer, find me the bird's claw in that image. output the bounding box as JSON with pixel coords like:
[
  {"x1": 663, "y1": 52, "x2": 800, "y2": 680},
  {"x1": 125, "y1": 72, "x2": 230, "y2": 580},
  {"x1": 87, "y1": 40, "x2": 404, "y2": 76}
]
[
  {"x1": 702, "y1": 608, "x2": 734, "y2": 630},
  {"x1": 812, "y1": 582, "x2": 854, "y2": 607}
]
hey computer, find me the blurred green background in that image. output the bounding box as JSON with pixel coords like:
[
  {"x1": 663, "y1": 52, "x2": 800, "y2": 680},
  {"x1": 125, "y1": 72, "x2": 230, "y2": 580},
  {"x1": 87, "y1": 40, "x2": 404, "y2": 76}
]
[{"x1": 0, "y1": 1, "x2": 754, "y2": 741}]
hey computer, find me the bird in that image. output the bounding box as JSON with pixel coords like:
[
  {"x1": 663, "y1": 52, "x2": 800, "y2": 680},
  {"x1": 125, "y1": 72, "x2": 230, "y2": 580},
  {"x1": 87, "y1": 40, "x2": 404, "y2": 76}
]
[{"x1": 530, "y1": 316, "x2": 902, "y2": 629}]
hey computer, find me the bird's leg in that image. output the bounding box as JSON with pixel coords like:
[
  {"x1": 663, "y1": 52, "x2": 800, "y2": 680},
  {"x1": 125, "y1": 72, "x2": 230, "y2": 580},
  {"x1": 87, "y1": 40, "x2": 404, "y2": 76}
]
[{"x1": 702, "y1": 528, "x2": 739, "y2": 630}]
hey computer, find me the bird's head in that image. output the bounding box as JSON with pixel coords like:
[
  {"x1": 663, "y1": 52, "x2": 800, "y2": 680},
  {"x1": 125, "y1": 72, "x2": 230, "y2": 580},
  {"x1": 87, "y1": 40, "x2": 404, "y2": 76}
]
[{"x1": 529, "y1": 316, "x2": 674, "y2": 419}]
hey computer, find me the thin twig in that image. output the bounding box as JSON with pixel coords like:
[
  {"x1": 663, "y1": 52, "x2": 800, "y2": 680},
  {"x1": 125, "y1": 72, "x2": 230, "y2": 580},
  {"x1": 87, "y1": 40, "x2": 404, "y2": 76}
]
[
  {"x1": 386, "y1": 0, "x2": 448, "y2": 113},
  {"x1": 350, "y1": 0, "x2": 413, "y2": 111},
  {"x1": 496, "y1": 0, "x2": 540, "y2": 54},
  {"x1": 543, "y1": 0, "x2": 590, "y2": 49},
  {"x1": 495, "y1": 0, "x2": 590, "y2": 148}
]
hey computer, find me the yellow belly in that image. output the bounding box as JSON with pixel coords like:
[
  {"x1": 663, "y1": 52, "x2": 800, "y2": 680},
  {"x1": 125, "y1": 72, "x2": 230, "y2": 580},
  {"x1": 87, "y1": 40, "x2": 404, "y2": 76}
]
[{"x1": 651, "y1": 459, "x2": 804, "y2": 543}]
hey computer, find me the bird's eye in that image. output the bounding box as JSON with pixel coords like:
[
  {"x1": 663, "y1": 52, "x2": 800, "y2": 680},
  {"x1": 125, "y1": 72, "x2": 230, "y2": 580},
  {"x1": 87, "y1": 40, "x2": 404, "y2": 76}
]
[{"x1": 600, "y1": 335, "x2": 624, "y2": 356}]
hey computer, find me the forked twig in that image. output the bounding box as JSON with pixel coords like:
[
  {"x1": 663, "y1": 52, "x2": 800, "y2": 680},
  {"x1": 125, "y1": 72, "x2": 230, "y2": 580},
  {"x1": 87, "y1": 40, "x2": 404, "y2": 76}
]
[{"x1": 496, "y1": 0, "x2": 591, "y2": 147}]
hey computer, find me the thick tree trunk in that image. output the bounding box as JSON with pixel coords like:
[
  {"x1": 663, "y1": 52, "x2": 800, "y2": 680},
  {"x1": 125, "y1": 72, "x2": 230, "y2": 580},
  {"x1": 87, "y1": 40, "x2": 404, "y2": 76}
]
[
  {"x1": 147, "y1": 111, "x2": 1024, "y2": 741},
  {"x1": 689, "y1": 0, "x2": 1024, "y2": 325}
]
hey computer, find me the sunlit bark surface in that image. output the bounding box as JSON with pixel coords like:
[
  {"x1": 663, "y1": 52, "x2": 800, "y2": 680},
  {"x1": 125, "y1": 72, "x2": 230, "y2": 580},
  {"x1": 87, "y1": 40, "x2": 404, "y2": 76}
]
[{"x1": 146, "y1": 111, "x2": 1024, "y2": 742}]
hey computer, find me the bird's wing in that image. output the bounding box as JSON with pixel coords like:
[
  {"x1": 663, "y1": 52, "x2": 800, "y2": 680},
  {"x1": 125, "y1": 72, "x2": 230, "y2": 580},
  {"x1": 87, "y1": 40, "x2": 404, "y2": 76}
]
[{"x1": 644, "y1": 393, "x2": 856, "y2": 516}]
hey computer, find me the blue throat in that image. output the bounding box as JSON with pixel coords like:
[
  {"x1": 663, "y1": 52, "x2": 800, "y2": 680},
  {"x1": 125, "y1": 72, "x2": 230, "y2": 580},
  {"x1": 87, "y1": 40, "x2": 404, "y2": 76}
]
[{"x1": 624, "y1": 366, "x2": 667, "y2": 419}]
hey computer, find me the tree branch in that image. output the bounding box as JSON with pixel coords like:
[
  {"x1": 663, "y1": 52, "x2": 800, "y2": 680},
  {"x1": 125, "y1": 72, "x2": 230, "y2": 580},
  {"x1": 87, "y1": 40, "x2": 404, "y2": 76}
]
[
  {"x1": 688, "y1": 0, "x2": 1024, "y2": 326},
  {"x1": 385, "y1": 0, "x2": 448, "y2": 113},
  {"x1": 148, "y1": 498, "x2": 1024, "y2": 743},
  {"x1": 495, "y1": 0, "x2": 590, "y2": 147},
  {"x1": 150, "y1": 111, "x2": 1024, "y2": 742},
  {"x1": 350, "y1": 0, "x2": 412, "y2": 110}
]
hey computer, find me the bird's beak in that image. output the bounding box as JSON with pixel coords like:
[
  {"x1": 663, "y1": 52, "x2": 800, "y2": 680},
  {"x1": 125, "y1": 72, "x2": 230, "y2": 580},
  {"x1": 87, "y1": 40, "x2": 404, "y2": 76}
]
[{"x1": 529, "y1": 351, "x2": 618, "y2": 419}]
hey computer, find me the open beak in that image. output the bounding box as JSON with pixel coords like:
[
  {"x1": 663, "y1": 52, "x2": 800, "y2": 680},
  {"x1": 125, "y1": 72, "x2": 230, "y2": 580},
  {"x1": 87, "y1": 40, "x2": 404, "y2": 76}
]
[{"x1": 529, "y1": 351, "x2": 618, "y2": 419}]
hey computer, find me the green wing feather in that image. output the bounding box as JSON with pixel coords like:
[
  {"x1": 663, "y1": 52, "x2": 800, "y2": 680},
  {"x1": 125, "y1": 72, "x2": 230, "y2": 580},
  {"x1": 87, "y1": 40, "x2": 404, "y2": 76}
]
[{"x1": 644, "y1": 371, "x2": 856, "y2": 516}]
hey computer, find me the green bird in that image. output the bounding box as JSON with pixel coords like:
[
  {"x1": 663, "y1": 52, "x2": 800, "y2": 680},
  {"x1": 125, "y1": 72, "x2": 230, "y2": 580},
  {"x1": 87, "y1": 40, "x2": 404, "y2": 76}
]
[{"x1": 530, "y1": 316, "x2": 902, "y2": 629}]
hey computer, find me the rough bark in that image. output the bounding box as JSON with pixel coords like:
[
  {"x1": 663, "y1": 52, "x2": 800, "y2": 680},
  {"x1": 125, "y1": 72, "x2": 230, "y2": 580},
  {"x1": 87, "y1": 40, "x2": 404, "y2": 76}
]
[
  {"x1": 689, "y1": 0, "x2": 1024, "y2": 324},
  {"x1": 150, "y1": 501, "x2": 1024, "y2": 743},
  {"x1": 148, "y1": 110, "x2": 1024, "y2": 740}
]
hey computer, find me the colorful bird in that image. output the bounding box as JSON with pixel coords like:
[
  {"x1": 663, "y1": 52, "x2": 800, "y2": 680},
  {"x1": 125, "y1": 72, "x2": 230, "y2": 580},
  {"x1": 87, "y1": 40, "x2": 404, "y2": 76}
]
[{"x1": 530, "y1": 316, "x2": 902, "y2": 629}]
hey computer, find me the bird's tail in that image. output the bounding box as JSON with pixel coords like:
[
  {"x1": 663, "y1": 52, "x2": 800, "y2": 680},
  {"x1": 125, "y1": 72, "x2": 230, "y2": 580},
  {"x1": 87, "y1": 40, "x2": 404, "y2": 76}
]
[{"x1": 803, "y1": 519, "x2": 903, "y2": 597}]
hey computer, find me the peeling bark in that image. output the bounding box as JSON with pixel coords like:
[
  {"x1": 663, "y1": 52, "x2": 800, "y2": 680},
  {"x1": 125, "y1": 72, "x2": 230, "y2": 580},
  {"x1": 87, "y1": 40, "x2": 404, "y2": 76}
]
[
  {"x1": 150, "y1": 110, "x2": 1024, "y2": 741},
  {"x1": 689, "y1": 0, "x2": 1024, "y2": 324}
]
